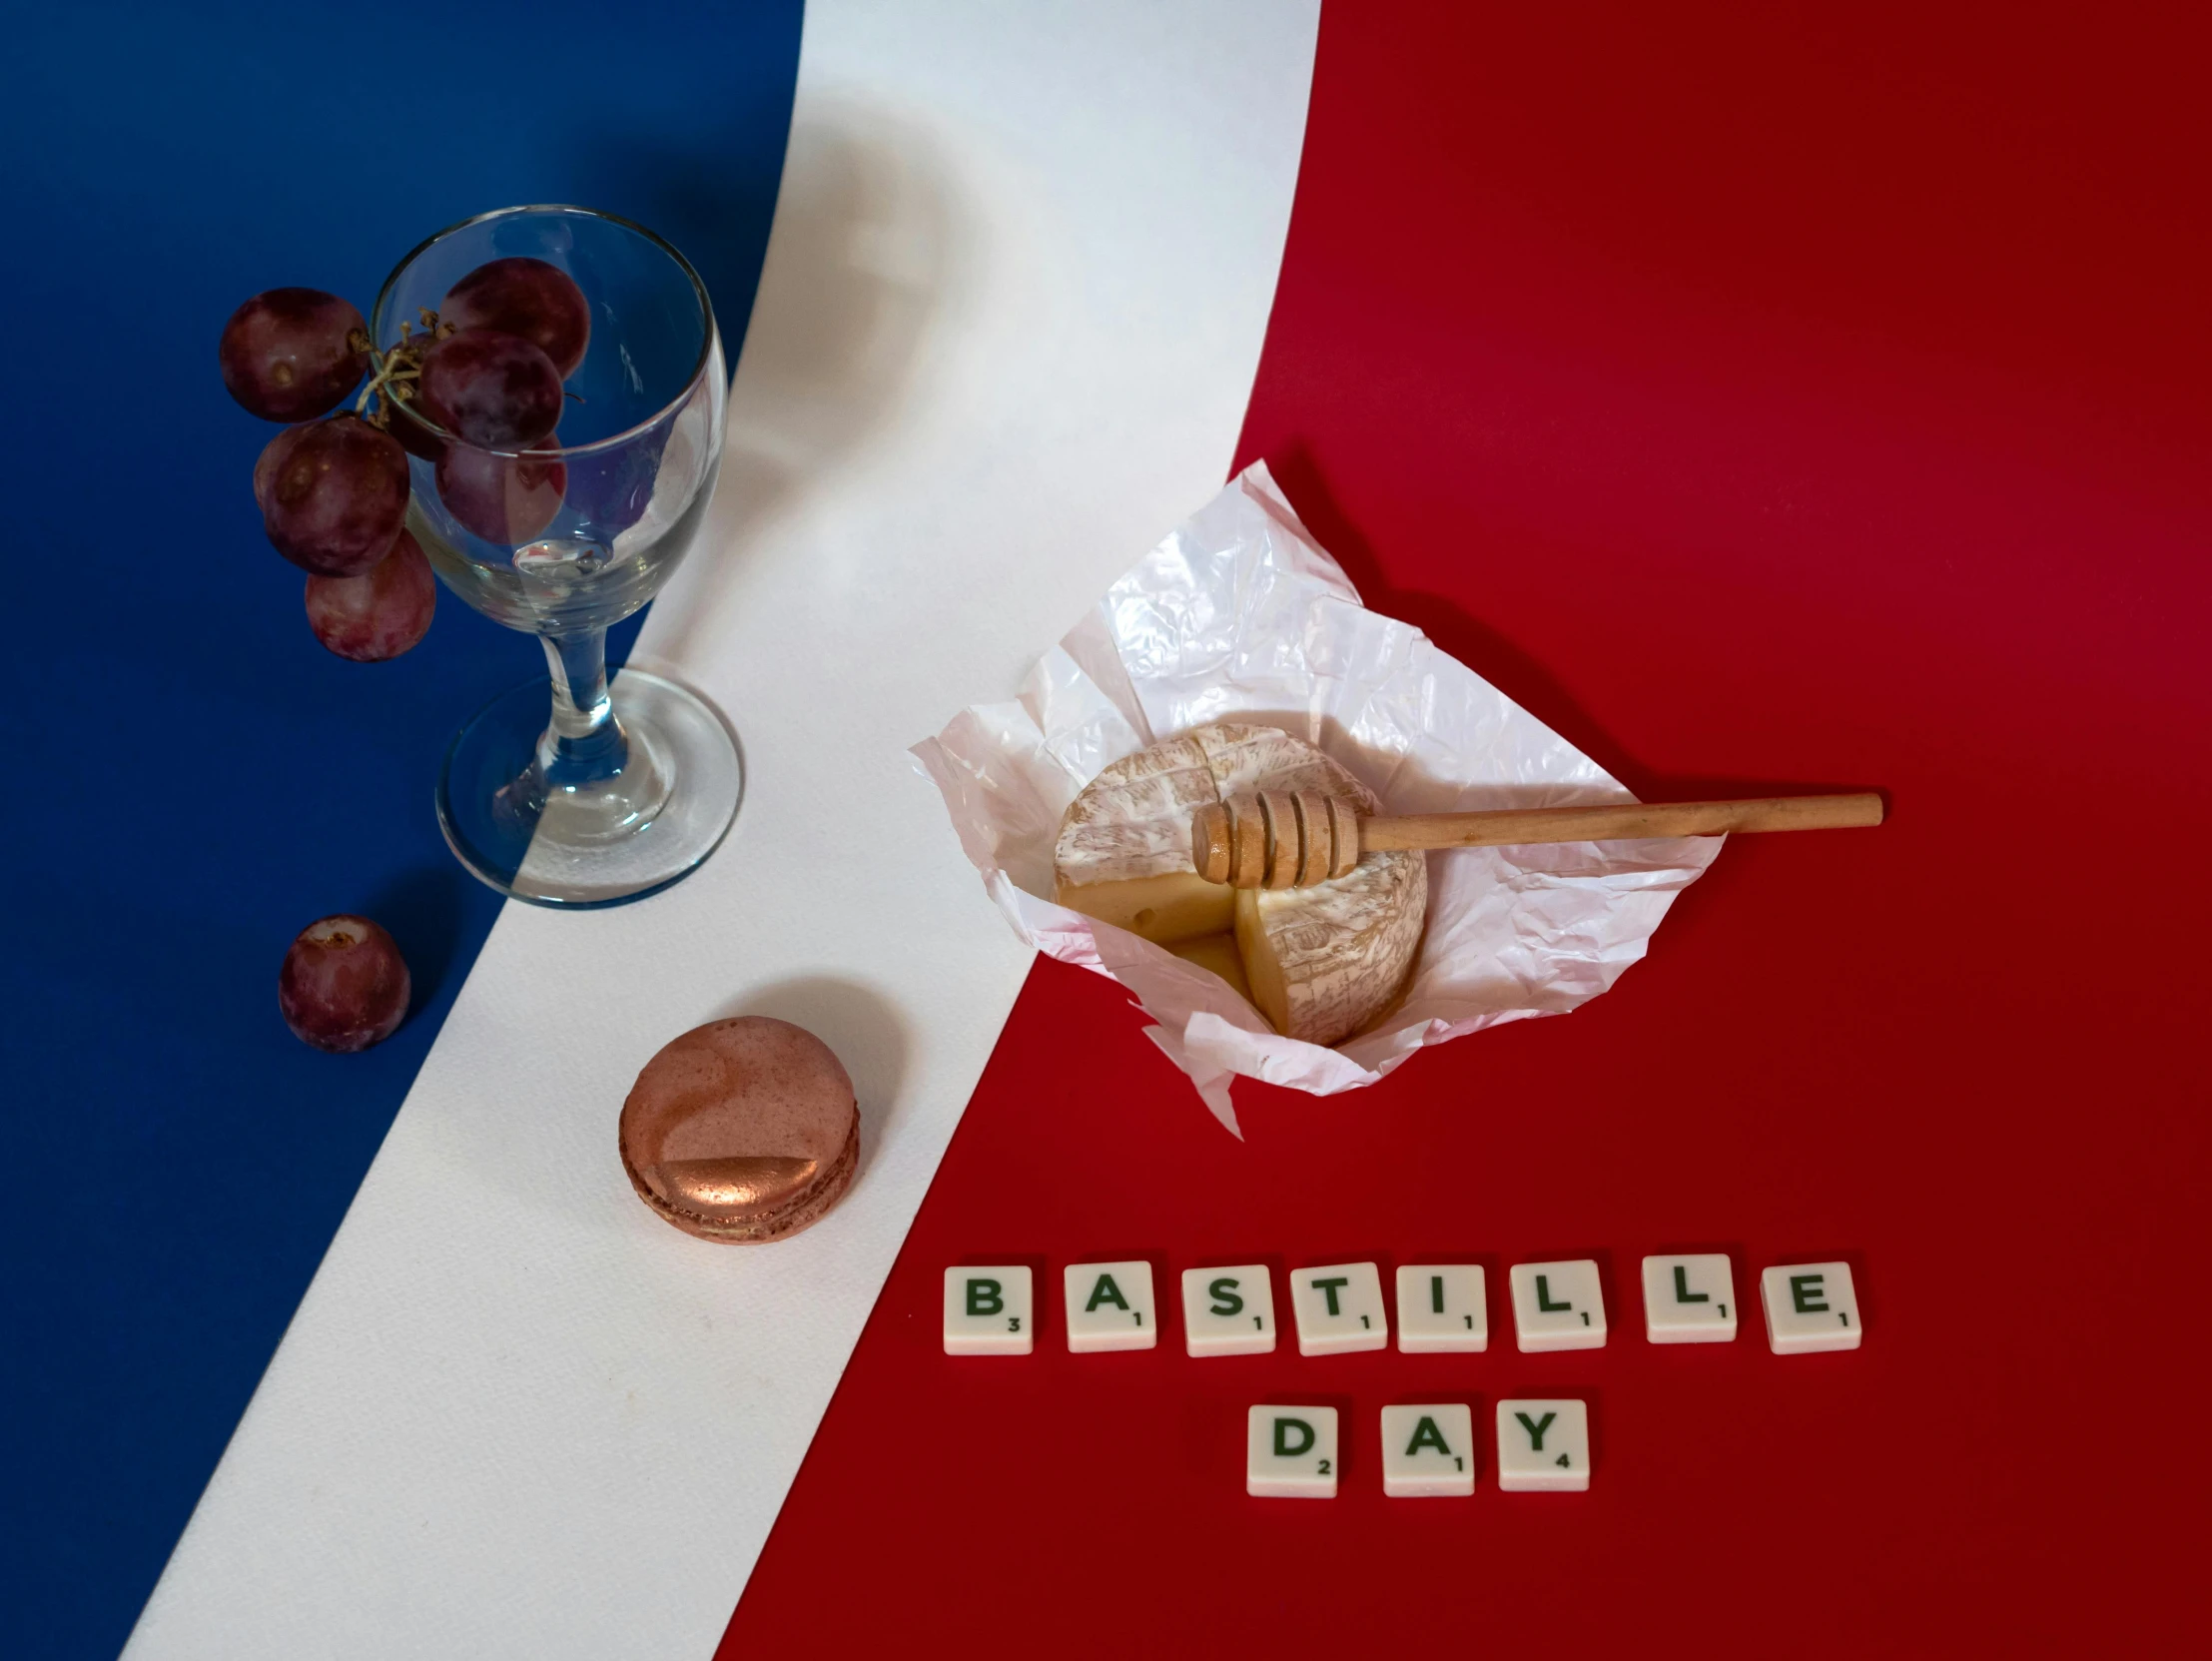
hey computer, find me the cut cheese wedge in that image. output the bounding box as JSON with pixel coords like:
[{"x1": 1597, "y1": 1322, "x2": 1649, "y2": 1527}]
[
  {"x1": 1053, "y1": 723, "x2": 1426, "y2": 1046},
  {"x1": 1168, "y1": 933, "x2": 1252, "y2": 1003}
]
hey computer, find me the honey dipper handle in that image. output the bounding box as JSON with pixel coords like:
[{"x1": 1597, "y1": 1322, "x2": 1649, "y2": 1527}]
[{"x1": 1357, "y1": 792, "x2": 1884, "y2": 853}]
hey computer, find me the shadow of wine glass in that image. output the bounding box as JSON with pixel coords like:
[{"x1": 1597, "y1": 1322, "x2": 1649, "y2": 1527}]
[{"x1": 643, "y1": 102, "x2": 957, "y2": 669}]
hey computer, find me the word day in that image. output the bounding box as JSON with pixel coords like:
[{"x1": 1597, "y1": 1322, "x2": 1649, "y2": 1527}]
[
  {"x1": 1246, "y1": 1401, "x2": 1592, "y2": 1498},
  {"x1": 942, "y1": 1256, "x2": 1862, "y2": 1358}
]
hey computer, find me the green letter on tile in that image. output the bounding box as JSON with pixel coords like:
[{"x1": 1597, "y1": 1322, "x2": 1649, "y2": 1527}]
[
  {"x1": 1790, "y1": 1273, "x2": 1829, "y2": 1314},
  {"x1": 1087, "y1": 1274, "x2": 1130, "y2": 1312},
  {"x1": 1674, "y1": 1264, "x2": 1710, "y2": 1304},
  {"x1": 1312, "y1": 1276, "x2": 1350, "y2": 1315},
  {"x1": 1406, "y1": 1415, "x2": 1453, "y2": 1458},
  {"x1": 1208, "y1": 1277, "x2": 1244, "y2": 1317},
  {"x1": 965, "y1": 1278, "x2": 1003, "y2": 1317},
  {"x1": 1274, "y1": 1417, "x2": 1315, "y2": 1458},
  {"x1": 1536, "y1": 1275, "x2": 1571, "y2": 1312},
  {"x1": 1514, "y1": 1410, "x2": 1557, "y2": 1451}
]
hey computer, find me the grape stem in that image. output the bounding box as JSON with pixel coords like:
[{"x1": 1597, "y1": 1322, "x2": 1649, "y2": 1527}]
[{"x1": 357, "y1": 312, "x2": 454, "y2": 425}]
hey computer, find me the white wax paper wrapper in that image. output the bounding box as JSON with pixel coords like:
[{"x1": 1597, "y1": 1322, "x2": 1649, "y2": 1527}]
[{"x1": 912, "y1": 461, "x2": 1720, "y2": 1134}]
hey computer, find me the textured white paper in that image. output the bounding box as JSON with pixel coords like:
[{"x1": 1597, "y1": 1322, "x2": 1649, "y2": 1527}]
[
  {"x1": 917, "y1": 463, "x2": 1721, "y2": 1134},
  {"x1": 124, "y1": 5, "x2": 1317, "y2": 1657}
]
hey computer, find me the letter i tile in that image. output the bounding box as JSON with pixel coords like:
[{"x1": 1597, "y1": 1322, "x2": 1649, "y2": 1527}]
[
  {"x1": 1064, "y1": 1260, "x2": 1157, "y2": 1352},
  {"x1": 1247, "y1": 1405, "x2": 1338, "y2": 1498},
  {"x1": 944, "y1": 1266, "x2": 1033, "y2": 1355}
]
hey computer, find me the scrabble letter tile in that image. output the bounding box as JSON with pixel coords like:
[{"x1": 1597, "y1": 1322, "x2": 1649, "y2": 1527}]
[
  {"x1": 1181, "y1": 1264, "x2": 1276, "y2": 1357},
  {"x1": 1395, "y1": 1264, "x2": 1488, "y2": 1352},
  {"x1": 1641, "y1": 1253, "x2": 1739, "y2": 1344},
  {"x1": 1509, "y1": 1259, "x2": 1607, "y2": 1351},
  {"x1": 1380, "y1": 1403, "x2": 1476, "y2": 1497},
  {"x1": 944, "y1": 1265, "x2": 1033, "y2": 1355},
  {"x1": 1760, "y1": 1261, "x2": 1862, "y2": 1353},
  {"x1": 1290, "y1": 1261, "x2": 1387, "y2": 1355},
  {"x1": 1495, "y1": 1398, "x2": 1590, "y2": 1492},
  {"x1": 1064, "y1": 1260, "x2": 1157, "y2": 1352},
  {"x1": 1247, "y1": 1405, "x2": 1338, "y2": 1498}
]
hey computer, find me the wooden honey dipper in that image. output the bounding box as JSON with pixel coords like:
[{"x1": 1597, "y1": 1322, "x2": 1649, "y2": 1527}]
[{"x1": 1190, "y1": 790, "x2": 1883, "y2": 889}]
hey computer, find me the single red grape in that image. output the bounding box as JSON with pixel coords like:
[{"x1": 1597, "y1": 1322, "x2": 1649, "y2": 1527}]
[
  {"x1": 278, "y1": 915, "x2": 410, "y2": 1053},
  {"x1": 435, "y1": 442, "x2": 567, "y2": 543},
  {"x1": 442, "y1": 257, "x2": 591, "y2": 378},
  {"x1": 220, "y1": 289, "x2": 369, "y2": 421},
  {"x1": 258, "y1": 415, "x2": 411, "y2": 575},
  {"x1": 304, "y1": 528, "x2": 436, "y2": 660},
  {"x1": 417, "y1": 331, "x2": 564, "y2": 448},
  {"x1": 380, "y1": 386, "x2": 447, "y2": 461}
]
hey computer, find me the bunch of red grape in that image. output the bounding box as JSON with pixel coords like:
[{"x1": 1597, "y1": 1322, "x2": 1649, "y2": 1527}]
[
  {"x1": 219, "y1": 257, "x2": 592, "y2": 662},
  {"x1": 224, "y1": 254, "x2": 593, "y2": 1050}
]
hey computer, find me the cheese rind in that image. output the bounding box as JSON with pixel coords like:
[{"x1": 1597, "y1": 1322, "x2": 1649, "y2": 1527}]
[{"x1": 1053, "y1": 722, "x2": 1427, "y2": 1046}]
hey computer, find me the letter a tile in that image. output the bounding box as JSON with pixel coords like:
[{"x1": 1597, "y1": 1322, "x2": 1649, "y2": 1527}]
[{"x1": 1064, "y1": 1260, "x2": 1157, "y2": 1352}]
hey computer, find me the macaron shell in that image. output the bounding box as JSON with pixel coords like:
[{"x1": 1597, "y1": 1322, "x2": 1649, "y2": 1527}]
[
  {"x1": 618, "y1": 1017, "x2": 860, "y2": 1244},
  {"x1": 622, "y1": 1120, "x2": 859, "y2": 1244}
]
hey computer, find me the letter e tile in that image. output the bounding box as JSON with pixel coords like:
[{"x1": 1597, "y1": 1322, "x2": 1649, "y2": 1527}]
[{"x1": 1760, "y1": 1261, "x2": 1862, "y2": 1354}]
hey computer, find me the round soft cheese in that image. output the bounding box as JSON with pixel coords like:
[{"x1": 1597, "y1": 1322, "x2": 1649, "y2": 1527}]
[{"x1": 1052, "y1": 722, "x2": 1426, "y2": 1046}]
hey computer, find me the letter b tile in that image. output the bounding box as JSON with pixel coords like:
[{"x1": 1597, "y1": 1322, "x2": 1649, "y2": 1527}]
[{"x1": 944, "y1": 1265, "x2": 1033, "y2": 1355}]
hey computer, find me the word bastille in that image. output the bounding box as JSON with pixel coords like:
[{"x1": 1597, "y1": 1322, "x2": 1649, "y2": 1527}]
[
  {"x1": 943, "y1": 1256, "x2": 1861, "y2": 1499},
  {"x1": 943, "y1": 1256, "x2": 1862, "y2": 1358}
]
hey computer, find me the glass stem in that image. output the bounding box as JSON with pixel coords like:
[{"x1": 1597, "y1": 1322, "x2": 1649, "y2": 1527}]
[{"x1": 540, "y1": 629, "x2": 628, "y2": 785}]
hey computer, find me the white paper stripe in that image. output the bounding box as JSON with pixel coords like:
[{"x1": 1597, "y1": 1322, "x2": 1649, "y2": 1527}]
[{"x1": 125, "y1": 4, "x2": 1317, "y2": 1655}]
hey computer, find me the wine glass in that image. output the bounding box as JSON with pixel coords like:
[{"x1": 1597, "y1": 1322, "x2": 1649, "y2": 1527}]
[{"x1": 372, "y1": 206, "x2": 737, "y2": 907}]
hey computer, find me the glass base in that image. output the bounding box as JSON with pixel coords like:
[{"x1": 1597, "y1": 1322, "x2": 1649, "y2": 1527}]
[{"x1": 437, "y1": 669, "x2": 741, "y2": 907}]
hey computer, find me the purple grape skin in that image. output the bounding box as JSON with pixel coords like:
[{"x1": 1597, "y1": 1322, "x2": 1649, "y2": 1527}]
[
  {"x1": 442, "y1": 258, "x2": 591, "y2": 378},
  {"x1": 435, "y1": 443, "x2": 567, "y2": 543},
  {"x1": 381, "y1": 388, "x2": 448, "y2": 461},
  {"x1": 220, "y1": 289, "x2": 369, "y2": 421},
  {"x1": 304, "y1": 528, "x2": 436, "y2": 661},
  {"x1": 278, "y1": 915, "x2": 410, "y2": 1053},
  {"x1": 417, "y1": 331, "x2": 564, "y2": 448},
  {"x1": 258, "y1": 416, "x2": 411, "y2": 576}
]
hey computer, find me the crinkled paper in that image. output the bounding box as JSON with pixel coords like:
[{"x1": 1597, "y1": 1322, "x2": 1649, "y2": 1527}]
[{"x1": 913, "y1": 462, "x2": 1719, "y2": 1133}]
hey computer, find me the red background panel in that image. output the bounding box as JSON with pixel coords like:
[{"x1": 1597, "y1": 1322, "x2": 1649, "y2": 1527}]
[{"x1": 725, "y1": 5, "x2": 2210, "y2": 1654}]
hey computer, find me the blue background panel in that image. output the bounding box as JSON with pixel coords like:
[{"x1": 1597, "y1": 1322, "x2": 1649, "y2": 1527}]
[{"x1": 1, "y1": 5, "x2": 804, "y2": 1655}]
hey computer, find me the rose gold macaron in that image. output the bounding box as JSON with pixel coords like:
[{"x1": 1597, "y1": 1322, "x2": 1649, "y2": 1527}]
[{"x1": 618, "y1": 1017, "x2": 860, "y2": 1244}]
